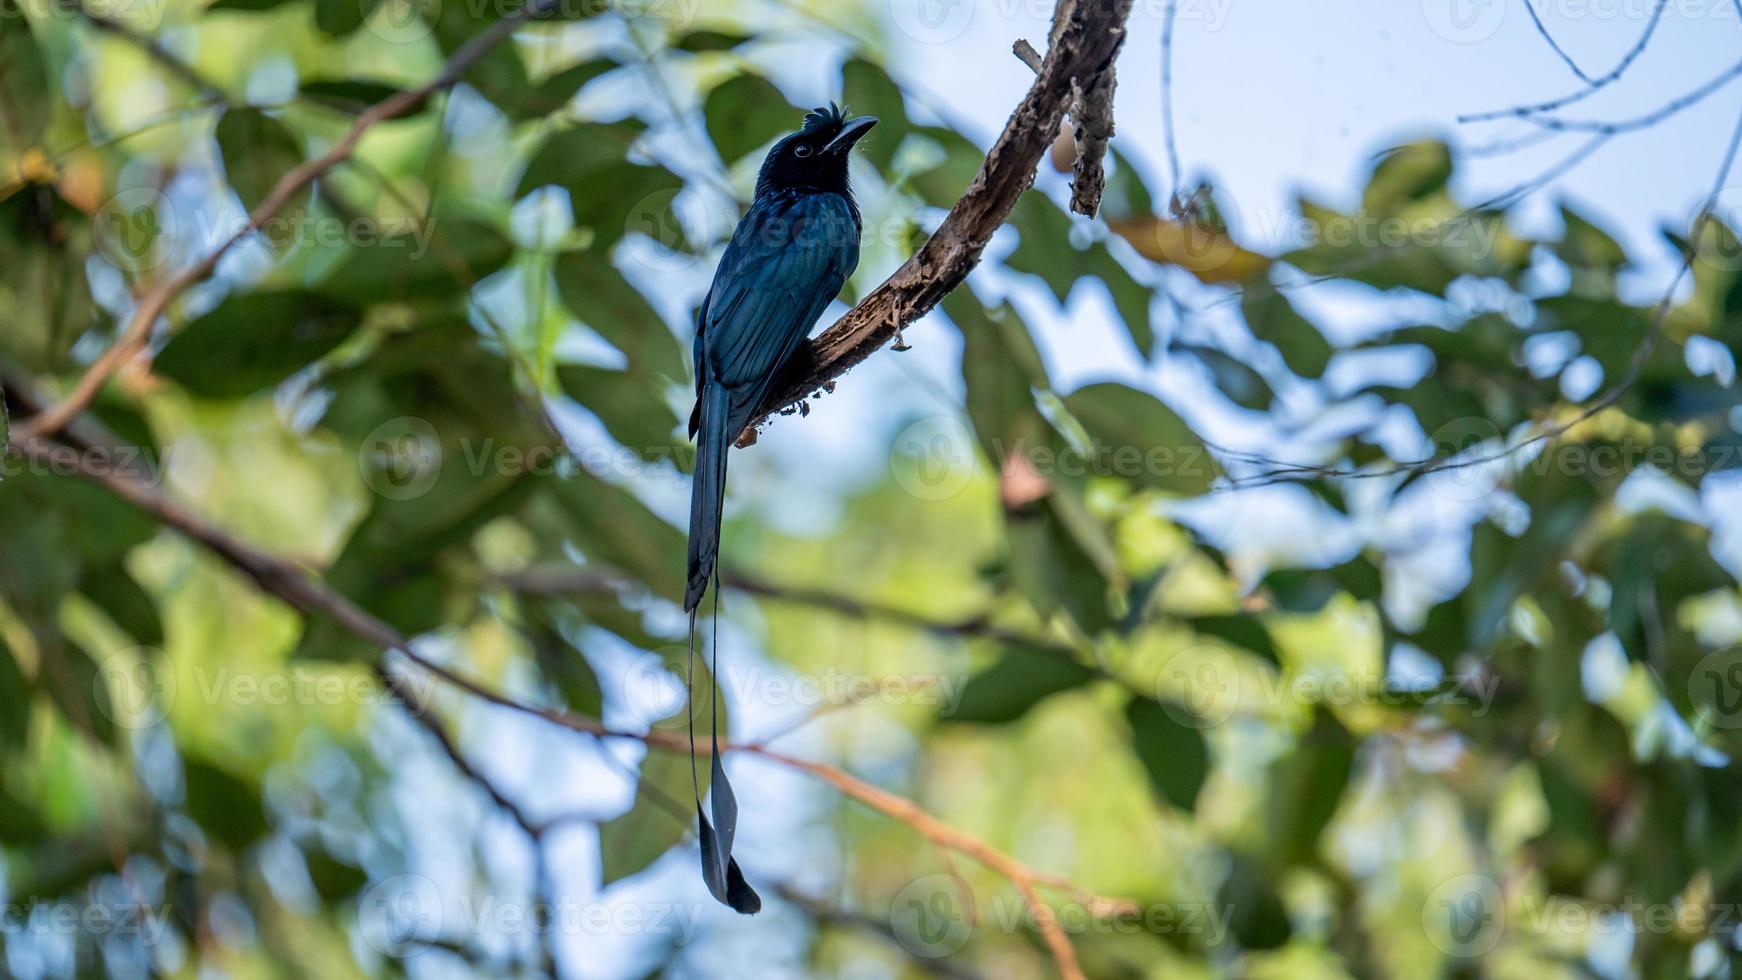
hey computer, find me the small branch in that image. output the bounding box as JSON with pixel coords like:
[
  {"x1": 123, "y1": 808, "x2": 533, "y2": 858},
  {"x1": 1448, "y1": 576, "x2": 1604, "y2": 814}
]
[
  {"x1": 1521, "y1": 0, "x2": 1598, "y2": 85},
  {"x1": 1460, "y1": 0, "x2": 1670, "y2": 124},
  {"x1": 15, "y1": 0, "x2": 557, "y2": 443},
  {"x1": 1512, "y1": 57, "x2": 1742, "y2": 137},
  {"x1": 739, "y1": 0, "x2": 1136, "y2": 443},
  {"x1": 1159, "y1": 0, "x2": 1183, "y2": 202}
]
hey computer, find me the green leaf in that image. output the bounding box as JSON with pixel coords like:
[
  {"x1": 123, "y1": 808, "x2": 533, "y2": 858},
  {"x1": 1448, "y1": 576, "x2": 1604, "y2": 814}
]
[
  {"x1": 1554, "y1": 205, "x2": 1628, "y2": 277},
  {"x1": 1007, "y1": 498, "x2": 1118, "y2": 635},
  {"x1": 599, "y1": 751, "x2": 693, "y2": 884},
  {"x1": 704, "y1": 74, "x2": 795, "y2": 164},
  {"x1": 549, "y1": 472, "x2": 687, "y2": 603},
  {"x1": 951, "y1": 291, "x2": 1049, "y2": 460},
  {"x1": 215, "y1": 109, "x2": 306, "y2": 229},
  {"x1": 1361, "y1": 141, "x2": 1452, "y2": 216},
  {"x1": 0, "y1": 638, "x2": 30, "y2": 755},
  {"x1": 155, "y1": 290, "x2": 361, "y2": 398},
  {"x1": 81, "y1": 566, "x2": 164, "y2": 647},
  {"x1": 0, "y1": 186, "x2": 95, "y2": 372},
  {"x1": 1187, "y1": 614, "x2": 1279, "y2": 666},
  {"x1": 1242, "y1": 289, "x2": 1332, "y2": 378},
  {"x1": 0, "y1": 2, "x2": 51, "y2": 155},
  {"x1": 1125, "y1": 695, "x2": 1208, "y2": 810},
  {"x1": 1006, "y1": 194, "x2": 1155, "y2": 355},
  {"x1": 0, "y1": 781, "x2": 48, "y2": 845},
  {"x1": 298, "y1": 79, "x2": 408, "y2": 113},
  {"x1": 1179, "y1": 343, "x2": 1274, "y2": 410},
  {"x1": 207, "y1": 0, "x2": 293, "y2": 10},
  {"x1": 1216, "y1": 853, "x2": 1292, "y2": 949},
  {"x1": 314, "y1": 0, "x2": 381, "y2": 35},
  {"x1": 1264, "y1": 708, "x2": 1354, "y2": 866},
  {"x1": 557, "y1": 364, "x2": 680, "y2": 461},
  {"x1": 1260, "y1": 557, "x2": 1382, "y2": 614},
  {"x1": 1466, "y1": 454, "x2": 1601, "y2": 648},
  {"x1": 671, "y1": 29, "x2": 753, "y2": 52},
  {"x1": 40, "y1": 642, "x2": 119, "y2": 748},
  {"x1": 183, "y1": 758, "x2": 269, "y2": 850},
  {"x1": 553, "y1": 250, "x2": 686, "y2": 380},
  {"x1": 523, "y1": 59, "x2": 617, "y2": 117},
  {"x1": 908, "y1": 126, "x2": 982, "y2": 210},
  {"x1": 839, "y1": 58, "x2": 909, "y2": 174},
  {"x1": 520, "y1": 123, "x2": 683, "y2": 251},
  {"x1": 943, "y1": 646, "x2": 1097, "y2": 724},
  {"x1": 317, "y1": 216, "x2": 513, "y2": 303},
  {"x1": 1061, "y1": 382, "x2": 1217, "y2": 494},
  {"x1": 1100, "y1": 147, "x2": 1156, "y2": 223},
  {"x1": 303, "y1": 845, "x2": 368, "y2": 900},
  {"x1": 527, "y1": 613, "x2": 603, "y2": 717}
]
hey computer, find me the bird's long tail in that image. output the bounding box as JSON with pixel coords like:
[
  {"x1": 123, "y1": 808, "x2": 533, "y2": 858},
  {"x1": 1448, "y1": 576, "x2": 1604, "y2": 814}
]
[
  {"x1": 685, "y1": 382, "x2": 760, "y2": 914},
  {"x1": 686, "y1": 382, "x2": 729, "y2": 615}
]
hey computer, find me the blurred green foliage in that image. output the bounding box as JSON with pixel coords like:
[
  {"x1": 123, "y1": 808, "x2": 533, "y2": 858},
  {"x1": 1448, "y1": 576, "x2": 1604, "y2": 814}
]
[{"x1": 3, "y1": 0, "x2": 1742, "y2": 978}]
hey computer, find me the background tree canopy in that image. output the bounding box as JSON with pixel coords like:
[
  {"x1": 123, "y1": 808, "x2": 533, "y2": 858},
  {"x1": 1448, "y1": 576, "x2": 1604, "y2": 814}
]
[{"x1": 4, "y1": 0, "x2": 1742, "y2": 977}]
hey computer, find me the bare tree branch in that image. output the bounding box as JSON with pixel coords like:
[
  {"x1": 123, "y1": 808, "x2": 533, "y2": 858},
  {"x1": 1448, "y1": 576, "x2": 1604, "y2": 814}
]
[{"x1": 738, "y1": 0, "x2": 1137, "y2": 444}]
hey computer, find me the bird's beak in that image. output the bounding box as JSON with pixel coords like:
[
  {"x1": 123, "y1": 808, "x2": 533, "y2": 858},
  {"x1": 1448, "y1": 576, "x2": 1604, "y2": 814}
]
[{"x1": 823, "y1": 116, "x2": 878, "y2": 155}]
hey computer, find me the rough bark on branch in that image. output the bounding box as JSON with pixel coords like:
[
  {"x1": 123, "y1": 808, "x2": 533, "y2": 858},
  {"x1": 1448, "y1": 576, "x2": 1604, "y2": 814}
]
[{"x1": 737, "y1": 0, "x2": 1135, "y2": 445}]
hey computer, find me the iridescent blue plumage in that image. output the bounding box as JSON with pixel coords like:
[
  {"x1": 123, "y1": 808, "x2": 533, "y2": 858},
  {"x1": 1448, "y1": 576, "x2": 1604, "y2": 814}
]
[{"x1": 683, "y1": 105, "x2": 876, "y2": 914}]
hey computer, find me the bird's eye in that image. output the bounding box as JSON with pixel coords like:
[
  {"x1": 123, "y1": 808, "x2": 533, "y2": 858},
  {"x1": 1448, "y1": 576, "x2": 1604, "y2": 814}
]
[{"x1": 793, "y1": 145, "x2": 813, "y2": 158}]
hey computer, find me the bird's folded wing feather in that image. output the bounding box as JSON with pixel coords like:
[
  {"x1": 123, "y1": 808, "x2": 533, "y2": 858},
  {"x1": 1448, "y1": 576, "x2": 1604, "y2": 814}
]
[{"x1": 699, "y1": 194, "x2": 858, "y2": 402}]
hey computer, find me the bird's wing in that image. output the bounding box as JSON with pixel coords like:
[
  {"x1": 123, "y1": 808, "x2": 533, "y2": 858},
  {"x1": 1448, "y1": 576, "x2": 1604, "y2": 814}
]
[{"x1": 699, "y1": 193, "x2": 858, "y2": 395}]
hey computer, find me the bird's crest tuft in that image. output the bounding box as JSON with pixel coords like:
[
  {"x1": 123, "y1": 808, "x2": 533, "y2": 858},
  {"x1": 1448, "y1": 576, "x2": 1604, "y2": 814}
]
[{"x1": 800, "y1": 102, "x2": 846, "y2": 134}]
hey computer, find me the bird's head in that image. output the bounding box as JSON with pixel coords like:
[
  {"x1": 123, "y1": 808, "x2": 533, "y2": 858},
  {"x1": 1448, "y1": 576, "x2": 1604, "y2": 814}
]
[{"x1": 755, "y1": 103, "x2": 877, "y2": 198}]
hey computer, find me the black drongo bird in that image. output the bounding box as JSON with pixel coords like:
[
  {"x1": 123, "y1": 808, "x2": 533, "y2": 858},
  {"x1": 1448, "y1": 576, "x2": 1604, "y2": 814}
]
[{"x1": 683, "y1": 104, "x2": 876, "y2": 914}]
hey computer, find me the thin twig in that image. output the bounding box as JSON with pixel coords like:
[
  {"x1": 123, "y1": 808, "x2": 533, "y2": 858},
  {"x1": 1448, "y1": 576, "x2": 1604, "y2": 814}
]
[
  {"x1": 1514, "y1": 57, "x2": 1742, "y2": 136},
  {"x1": 1461, "y1": 0, "x2": 1670, "y2": 124},
  {"x1": 1159, "y1": 0, "x2": 1182, "y2": 203}
]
